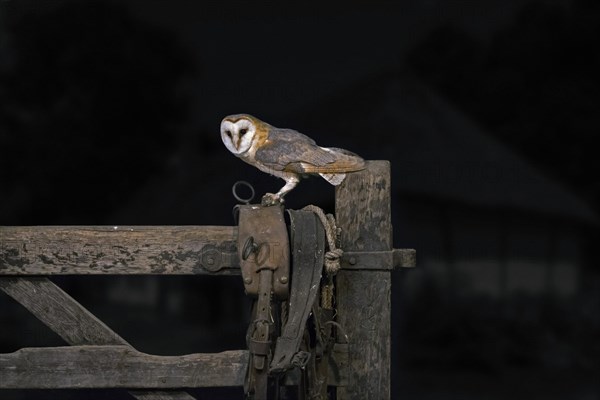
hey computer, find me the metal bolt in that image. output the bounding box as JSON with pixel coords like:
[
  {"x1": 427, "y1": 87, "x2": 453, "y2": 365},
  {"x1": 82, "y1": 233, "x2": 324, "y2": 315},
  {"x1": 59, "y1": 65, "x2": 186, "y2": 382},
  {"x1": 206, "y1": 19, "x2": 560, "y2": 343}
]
[
  {"x1": 349, "y1": 257, "x2": 357, "y2": 265},
  {"x1": 279, "y1": 276, "x2": 288, "y2": 284},
  {"x1": 206, "y1": 257, "x2": 214, "y2": 265},
  {"x1": 244, "y1": 277, "x2": 252, "y2": 284}
]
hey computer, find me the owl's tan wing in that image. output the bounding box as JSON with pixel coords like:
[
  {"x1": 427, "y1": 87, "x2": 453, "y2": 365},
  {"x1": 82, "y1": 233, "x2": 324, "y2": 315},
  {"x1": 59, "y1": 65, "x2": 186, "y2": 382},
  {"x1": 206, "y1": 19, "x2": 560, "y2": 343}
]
[{"x1": 255, "y1": 128, "x2": 365, "y2": 174}]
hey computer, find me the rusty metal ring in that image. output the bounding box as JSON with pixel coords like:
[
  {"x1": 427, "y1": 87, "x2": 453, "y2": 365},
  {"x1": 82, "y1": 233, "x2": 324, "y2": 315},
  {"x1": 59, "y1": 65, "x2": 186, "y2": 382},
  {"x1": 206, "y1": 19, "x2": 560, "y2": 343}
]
[
  {"x1": 324, "y1": 320, "x2": 349, "y2": 344},
  {"x1": 242, "y1": 236, "x2": 257, "y2": 260},
  {"x1": 232, "y1": 180, "x2": 255, "y2": 204}
]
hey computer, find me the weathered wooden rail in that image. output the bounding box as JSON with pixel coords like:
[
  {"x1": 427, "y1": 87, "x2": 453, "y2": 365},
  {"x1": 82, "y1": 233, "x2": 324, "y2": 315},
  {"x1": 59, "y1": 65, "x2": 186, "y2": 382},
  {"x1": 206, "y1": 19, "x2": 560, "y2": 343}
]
[
  {"x1": 0, "y1": 161, "x2": 414, "y2": 399},
  {"x1": 0, "y1": 226, "x2": 239, "y2": 275}
]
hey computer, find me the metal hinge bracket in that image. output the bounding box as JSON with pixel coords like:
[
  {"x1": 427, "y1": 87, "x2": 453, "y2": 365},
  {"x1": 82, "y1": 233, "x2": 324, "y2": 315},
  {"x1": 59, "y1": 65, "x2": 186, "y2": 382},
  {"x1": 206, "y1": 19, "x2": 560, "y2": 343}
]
[{"x1": 340, "y1": 248, "x2": 416, "y2": 271}]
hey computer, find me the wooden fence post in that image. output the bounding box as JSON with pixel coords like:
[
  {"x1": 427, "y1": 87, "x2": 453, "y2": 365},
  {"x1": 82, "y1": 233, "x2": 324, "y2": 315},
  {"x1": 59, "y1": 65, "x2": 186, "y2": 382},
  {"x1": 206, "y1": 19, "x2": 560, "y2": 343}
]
[{"x1": 335, "y1": 160, "x2": 392, "y2": 400}]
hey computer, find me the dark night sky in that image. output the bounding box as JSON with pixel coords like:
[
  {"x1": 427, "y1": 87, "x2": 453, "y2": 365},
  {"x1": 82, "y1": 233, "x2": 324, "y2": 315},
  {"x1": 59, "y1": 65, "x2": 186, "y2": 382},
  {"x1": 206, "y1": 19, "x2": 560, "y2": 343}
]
[
  {"x1": 1, "y1": 1, "x2": 599, "y2": 399},
  {"x1": 117, "y1": 1, "x2": 559, "y2": 127},
  {"x1": 2, "y1": 0, "x2": 596, "y2": 225}
]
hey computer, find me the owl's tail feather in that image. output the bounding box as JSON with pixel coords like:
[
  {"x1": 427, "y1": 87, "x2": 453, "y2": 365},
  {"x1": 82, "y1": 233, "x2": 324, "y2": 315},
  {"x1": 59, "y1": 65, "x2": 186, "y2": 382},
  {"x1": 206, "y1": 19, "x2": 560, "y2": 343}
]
[
  {"x1": 319, "y1": 173, "x2": 346, "y2": 186},
  {"x1": 320, "y1": 147, "x2": 366, "y2": 172}
]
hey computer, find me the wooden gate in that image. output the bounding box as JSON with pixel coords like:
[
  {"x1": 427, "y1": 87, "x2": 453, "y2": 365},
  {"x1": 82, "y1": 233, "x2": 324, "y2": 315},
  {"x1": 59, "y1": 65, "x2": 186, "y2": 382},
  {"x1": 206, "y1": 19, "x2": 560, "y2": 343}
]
[{"x1": 0, "y1": 161, "x2": 414, "y2": 399}]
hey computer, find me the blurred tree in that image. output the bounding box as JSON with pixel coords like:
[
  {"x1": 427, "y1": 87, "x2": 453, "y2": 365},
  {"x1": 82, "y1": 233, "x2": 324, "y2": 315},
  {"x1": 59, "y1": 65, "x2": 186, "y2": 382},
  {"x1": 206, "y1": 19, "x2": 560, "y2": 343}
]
[
  {"x1": 408, "y1": 1, "x2": 600, "y2": 210},
  {"x1": 0, "y1": 1, "x2": 194, "y2": 224}
]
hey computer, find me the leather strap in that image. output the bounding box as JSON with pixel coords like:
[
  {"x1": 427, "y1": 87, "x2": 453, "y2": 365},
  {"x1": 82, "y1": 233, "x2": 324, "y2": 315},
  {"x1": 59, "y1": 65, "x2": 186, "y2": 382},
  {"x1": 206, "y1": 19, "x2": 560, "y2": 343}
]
[{"x1": 270, "y1": 210, "x2": 325, "y2": 374}]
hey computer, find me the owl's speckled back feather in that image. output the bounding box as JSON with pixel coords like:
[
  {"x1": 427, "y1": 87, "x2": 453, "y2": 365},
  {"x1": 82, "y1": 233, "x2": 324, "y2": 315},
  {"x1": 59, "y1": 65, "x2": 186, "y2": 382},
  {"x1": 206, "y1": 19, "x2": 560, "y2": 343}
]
[{"x1": 255, "y1": 126, "x2": 365, "y2": 174}]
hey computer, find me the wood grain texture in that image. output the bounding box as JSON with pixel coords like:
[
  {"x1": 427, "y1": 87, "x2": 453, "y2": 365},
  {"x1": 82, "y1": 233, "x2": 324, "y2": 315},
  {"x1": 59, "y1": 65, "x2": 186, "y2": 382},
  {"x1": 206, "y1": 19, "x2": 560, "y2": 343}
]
[
  {"x1": 128, "y1": 391, "x2": 197, "y2": 400},
  {"x1": 0, "y1": 277, "x2": 129, "y2": 346},
  {"x1": 0, "y1": 346, "x2": 248, "y2": 389},
  {"x1": 335, "y1": 161, "x2": 392, "y2": 252},
  {"x1": 0, "y1": 226, "x2": 238, "y2": 275},
  {"x1": 335, "y1": 160, "x2": 392, "y2": 400},
  {"x1": 0, "y1": 277, "x2": 197, "y2": 399}
]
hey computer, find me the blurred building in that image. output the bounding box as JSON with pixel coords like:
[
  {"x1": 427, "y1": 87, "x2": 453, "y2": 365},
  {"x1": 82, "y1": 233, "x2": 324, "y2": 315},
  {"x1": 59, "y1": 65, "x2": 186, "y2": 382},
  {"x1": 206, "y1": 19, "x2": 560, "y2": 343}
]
[{"x1": 297, "y1": 71, "x2": 597, "y2": 304}]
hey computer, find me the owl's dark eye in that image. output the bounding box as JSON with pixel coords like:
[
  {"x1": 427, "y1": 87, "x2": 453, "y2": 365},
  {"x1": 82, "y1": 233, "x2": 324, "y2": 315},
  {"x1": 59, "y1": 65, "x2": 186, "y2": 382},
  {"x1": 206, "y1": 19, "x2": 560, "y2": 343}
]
[
  {"x1": 225, "y1": 130, "x2": 232, "y2": 138},
  {"x1": 240, "y1": 128, "x2": 248, "y2": 135}
]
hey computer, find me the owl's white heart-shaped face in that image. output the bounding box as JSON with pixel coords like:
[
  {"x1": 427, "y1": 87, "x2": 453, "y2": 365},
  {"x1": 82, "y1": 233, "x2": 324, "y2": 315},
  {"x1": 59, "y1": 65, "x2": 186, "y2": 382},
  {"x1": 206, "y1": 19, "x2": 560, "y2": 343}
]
[{"x1": 221, "y1": 118, "x2": 256, "y2": 155}]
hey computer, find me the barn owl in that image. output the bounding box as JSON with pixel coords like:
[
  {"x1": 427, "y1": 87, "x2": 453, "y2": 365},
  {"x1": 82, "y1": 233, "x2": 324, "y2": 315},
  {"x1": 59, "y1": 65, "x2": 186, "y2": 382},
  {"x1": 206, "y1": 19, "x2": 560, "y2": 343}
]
[{"x1": 221, "y1": 114, "x2": 365, "y2": 205}]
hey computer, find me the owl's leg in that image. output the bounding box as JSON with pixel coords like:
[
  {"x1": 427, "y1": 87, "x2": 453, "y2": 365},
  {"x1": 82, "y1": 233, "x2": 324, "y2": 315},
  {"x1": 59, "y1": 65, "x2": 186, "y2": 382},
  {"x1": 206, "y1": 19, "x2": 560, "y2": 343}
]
[
  {"x1": 262, "y1": 176, "x2": 299, "y2": 206},
  {"x1": 276, "y1": 176, "x2": 300, "y2": 198}
]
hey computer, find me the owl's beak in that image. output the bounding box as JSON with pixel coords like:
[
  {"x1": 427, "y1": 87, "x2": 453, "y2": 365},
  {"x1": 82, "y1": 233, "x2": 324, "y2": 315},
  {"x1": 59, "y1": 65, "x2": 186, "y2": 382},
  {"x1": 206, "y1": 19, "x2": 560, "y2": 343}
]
[{"x1": 226, "y1": 131, "x2": 239, "y2": 151}]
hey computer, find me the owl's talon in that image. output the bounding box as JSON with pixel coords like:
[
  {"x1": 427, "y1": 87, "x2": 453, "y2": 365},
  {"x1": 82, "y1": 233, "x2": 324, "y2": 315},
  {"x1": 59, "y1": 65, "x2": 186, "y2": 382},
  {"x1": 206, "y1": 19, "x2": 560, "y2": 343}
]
[{"x1": 261, "y1": 193, "x2": 283, "y2": 207}]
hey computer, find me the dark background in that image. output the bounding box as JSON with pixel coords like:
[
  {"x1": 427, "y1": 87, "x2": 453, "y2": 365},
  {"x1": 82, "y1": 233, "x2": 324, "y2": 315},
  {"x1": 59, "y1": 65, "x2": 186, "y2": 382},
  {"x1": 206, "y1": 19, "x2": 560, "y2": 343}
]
[{"x1": 1, "y1": 1, "x2": 599, "y2": 399}]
